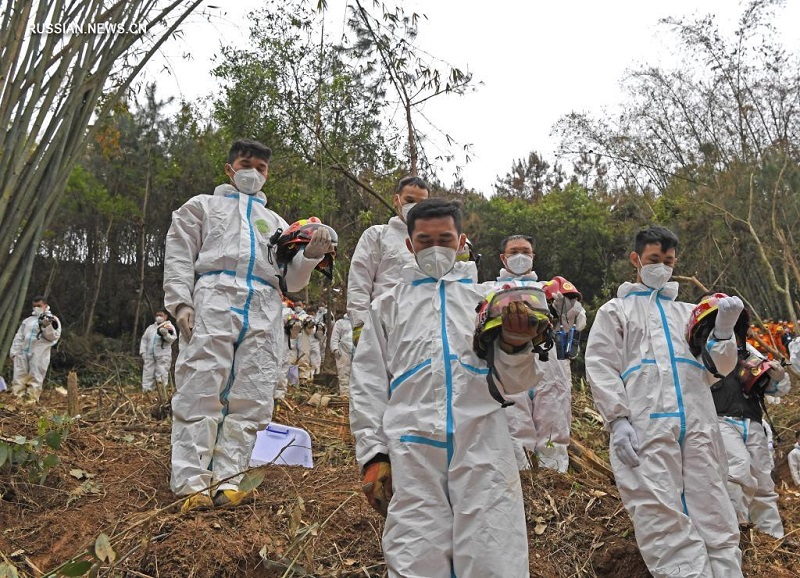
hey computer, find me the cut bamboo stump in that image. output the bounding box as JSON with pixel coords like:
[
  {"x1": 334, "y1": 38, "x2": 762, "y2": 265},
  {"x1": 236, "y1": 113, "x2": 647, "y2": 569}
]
[{"x1": 67, "y1": 371, "x2": 81, "y2": 417}]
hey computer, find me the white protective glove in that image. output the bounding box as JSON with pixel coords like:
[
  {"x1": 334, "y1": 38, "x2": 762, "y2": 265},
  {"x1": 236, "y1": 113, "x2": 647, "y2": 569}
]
[
  {"x1": 713, "y1": 296, "x2": 744, "y2": 340},
  {"x1": 176, "y1": 305, "x2": 195, "y2": 339},
  {"x1": 767, "y1": 360, "x2": 785, "y2": 382},
  {"x1": 303, "y1": 227, "x2": 333, "y2": 260},
  {"x1": 552, "y1": 291, "x2": 581, "y2": 326},
  {"x1": 610, "y1": 417, "x2": 641, "y2": 467}
]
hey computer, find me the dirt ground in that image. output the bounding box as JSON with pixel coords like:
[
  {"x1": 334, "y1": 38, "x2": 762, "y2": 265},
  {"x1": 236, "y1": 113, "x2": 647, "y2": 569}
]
[{"x1": 2, "y1": 375, "x2": 800, "y2": 577}]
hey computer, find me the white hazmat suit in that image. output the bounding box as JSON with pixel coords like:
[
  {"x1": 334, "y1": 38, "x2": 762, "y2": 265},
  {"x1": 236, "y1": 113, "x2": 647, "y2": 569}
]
[
  {"x1": 10, "y1": 306, "x2": 61, "y2": 402},
  {"x1": 789, "y1": 443, "x2": 800, "y2": 487},
  {"x1": 347, "y1": 216, "x2": 416, "y2": 330},
  {"x1": 350, "y1": 262, "x2": 543, "y2": 578},
  {"x1": 164, "y1": 184, "x2": 319, "y2": 495},
  {"x1": 586, "y1": 281, "x2": 743, "y2": 578},
  {"x1": 714, "y1": 343, "x2": 790, "y2": 539},
  {"x1": 139, "y1": 320, "x2": 177, "y2": 392},
  {"x1": 330, "y1": 315, "x2": 353, "y2": 396}
]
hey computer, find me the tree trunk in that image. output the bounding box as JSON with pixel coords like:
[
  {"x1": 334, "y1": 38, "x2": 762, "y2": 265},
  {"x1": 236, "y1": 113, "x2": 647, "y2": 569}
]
[
  {"x1": 83, "y1": 216, "x2": 114, "y2": 337},
  {"x1": 131, "y1": 162, "x2": 151, "y2": 351}
]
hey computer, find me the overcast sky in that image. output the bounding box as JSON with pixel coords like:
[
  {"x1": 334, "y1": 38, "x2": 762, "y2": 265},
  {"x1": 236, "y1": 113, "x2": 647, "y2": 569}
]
[{"x1": 143, "y1": 0, "x2": 800, "y2": 195}]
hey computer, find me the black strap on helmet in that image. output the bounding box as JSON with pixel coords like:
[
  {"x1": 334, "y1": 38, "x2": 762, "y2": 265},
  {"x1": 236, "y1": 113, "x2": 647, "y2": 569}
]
[{"x1": 484, "y1": 345, "x2": 515, "y2": 408}]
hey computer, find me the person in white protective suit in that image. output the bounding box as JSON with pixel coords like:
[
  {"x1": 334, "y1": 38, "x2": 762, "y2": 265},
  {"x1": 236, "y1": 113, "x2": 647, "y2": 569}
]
[
  {"x1": 789, "y1": 430, "x2": 800, "y2": 487},
  {"x1": 710, "y1": 338, "x2": 790, "y2": 538},
  {"x1": 307, "y1": 311, "x2": 325, "y2": 376},
  {"x1": 350, "y1": 199, "x2": 548, "y2": 578},
  {"x1": 9, "y1": 295, "x2": 61, "y2": 403},
  {"x1": 691, "y1": 293, "x2": 791, "y2": 539},
  {"x1": 164, "y1": 139, "x2": 333, "y2": 513},
  {"x1": 139, "y1": 310, "x2": 177, "y2": 392},
  {"x1": 488, "y1": 234, "x2": 587, "y2": 472},
  {"x1": 585, "y1": 225, "x2": 744, "y2": 578},
  {"x1": 330, "y1": 313, "x2": 353, "y2": 396},
  {"x1": 297, "y1": 315, "x2": 315, "y2": 384},
  {"x1": 346, "y1": 176, "x2": 430, "y2": 347}
]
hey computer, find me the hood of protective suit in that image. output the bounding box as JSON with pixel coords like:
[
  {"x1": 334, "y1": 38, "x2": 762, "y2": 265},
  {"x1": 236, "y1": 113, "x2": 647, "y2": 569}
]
[
  {"x1": 617, "y1": 280, "x2": 679, "y2": 300},
  {"x1": 497, "y1": 268, "x2": 538, "y2": 282},
  {"x1": 214, "y1": 183, "x2": 267, "y2": 204}
]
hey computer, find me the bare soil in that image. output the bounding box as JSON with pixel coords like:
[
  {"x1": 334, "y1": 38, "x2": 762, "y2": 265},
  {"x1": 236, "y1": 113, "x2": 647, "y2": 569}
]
[{"x1": 1, "y1": 377, "x2": 800, "y2": 577}]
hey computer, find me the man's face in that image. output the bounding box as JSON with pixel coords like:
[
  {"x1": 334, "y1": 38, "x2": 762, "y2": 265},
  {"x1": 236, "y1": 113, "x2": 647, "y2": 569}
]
[
  {"x1": 32, "y1": 300, "x2": 45, "y2": 311},
  {"x1": 225, "y1": 154, "x2": 269, "y2": 182},
  {"x1": 393, "y1": 184, "x2": 429, "y2": 216},
  {"x1": 501, "y1": 238, "x2": 534, "y2": 269},
  {"x1": 630, "y1": 243, "x2": 677, "y2": 281},
  {"x1": 405, "y1": 216, "x2": 465, "y2": 254}
]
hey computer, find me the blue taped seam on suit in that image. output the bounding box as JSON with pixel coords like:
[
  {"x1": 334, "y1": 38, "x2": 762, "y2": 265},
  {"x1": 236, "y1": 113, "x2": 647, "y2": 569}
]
[
  {"x1": 389, "y1": 359, "x2": 432, "y2": 397},
  {"x1": 439, "y1": 282, "x2": 456, "y2": 466}
]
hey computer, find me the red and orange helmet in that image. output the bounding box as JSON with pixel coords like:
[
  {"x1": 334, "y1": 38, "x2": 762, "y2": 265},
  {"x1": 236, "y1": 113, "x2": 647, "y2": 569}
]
[
  {"x1": 686, "y1": 292, "x2": 750, "y2": 357},
  {"x1": 274, "y1": 217, "x2": 338, "y2": 279},
  {"x1": 735, "y1": 353, "x2": 773, "y2": 396},
  {"x1": 542, "y1": 276, "x2": 582, "y2": 302}
]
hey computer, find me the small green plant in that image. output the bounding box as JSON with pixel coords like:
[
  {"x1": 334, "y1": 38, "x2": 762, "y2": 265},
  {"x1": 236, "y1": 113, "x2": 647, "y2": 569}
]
[{"x1": 0, "y1": 414, "x2": 72, "y2": 484}]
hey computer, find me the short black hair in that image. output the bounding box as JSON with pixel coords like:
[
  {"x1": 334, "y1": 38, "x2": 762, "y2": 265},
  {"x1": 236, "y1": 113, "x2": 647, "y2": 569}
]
[
  {"x1": 406, "y1": 198, "x2": 462, "y2": 236},
  {"x1": 499, "y1": 234, "x2": 534, "y2": 253},
  {"x1": 155, "y1": 309, "x2": 168, "y2": 316},
  {"x1": 228, "y1": 139, "x2": 272, "y2": 164},
  {"x1": 396, "y1": 176, "x2": 429, "y2": 194},
  {"x1": 32, "y1": 295, "x2": 46, "y2": 303},
  {"x1": 634, "y1": 225, "x2": 679, "y2": 255}
]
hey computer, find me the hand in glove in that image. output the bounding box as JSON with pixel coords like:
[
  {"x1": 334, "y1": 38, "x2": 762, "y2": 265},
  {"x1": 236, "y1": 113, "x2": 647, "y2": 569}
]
[
  {"x1": 352, "y1": 325, "x2": 363, "y2": 347},
  {"x1": 303, "y1": 227, "x2": 334, "y2": 260},
  {"x1": 610, "y1": 417, "x2": 640, "y2": 467},
  {"x1": 713, "y1": 296, "x2": 744, "y2": 340},
  {"x1": 552, "y1": 291, "x2": 581, "y2": 326},
  {"x1": 767, "y1": 360, "x2": 785, "y2": 382},
  {"x1": 362, "y1": 458, "x2": 392, "y2": 517},
  {"x1": 176, "y1": 305, "x2": 195, "y2": 339},
  {"x1": 501, "y1": 301, "x2": 550, "y2": 346}
]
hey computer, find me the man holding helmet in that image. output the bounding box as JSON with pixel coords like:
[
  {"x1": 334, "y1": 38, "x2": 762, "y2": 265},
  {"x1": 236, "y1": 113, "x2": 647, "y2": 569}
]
[
  {"x1": 585, "y1": 225, "x2": 744, "y2": 578},
  {"x1": 9, "y1": 295, "x2": 61, "y2": 403},
  {"x1": 487, "y1": 234, "x2": 586, "y2": 472},
  {"x1": 164, "y1": 139, "x2": 335, "y2": 512},
  {"x1": 690, "y1": 293, "x2": 791, "y2": 539},
  {"x1": 350, "y1": 199, "x2": 548, "y2": 578}
]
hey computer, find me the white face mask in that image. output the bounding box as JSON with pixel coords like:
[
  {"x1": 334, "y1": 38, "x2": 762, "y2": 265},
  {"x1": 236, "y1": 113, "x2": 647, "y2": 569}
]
[
  {"x1": 155, "y1": 316, "x2": 165, "y2": 324},
  {"x1": 401, "y1": 202, "x2": 417, "y2": 221},
  {"x1": 505, "y1": 253, "x2": 533, "y2": 275},
  {"x1": 233, "y1": 168, "x2": 266, "y2": 195},
  {"x1": 415, "y1": 246, "x2": 457, "y2": 279},
  {"x1": 33, "y1": 306, "x2": 44, "y2": 316},
  {"x1": 639, "y1": 261, "x2": 673, "y2": 289}
]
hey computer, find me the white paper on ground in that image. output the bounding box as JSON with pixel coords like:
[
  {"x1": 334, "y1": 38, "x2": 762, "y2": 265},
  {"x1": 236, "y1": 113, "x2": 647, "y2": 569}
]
[{"x1": 250, "y1": 422, "x2": 313, "y2": 468}]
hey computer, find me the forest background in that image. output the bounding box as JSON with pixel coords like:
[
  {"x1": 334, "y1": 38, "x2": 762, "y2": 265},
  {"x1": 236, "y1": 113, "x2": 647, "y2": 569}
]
[{"x1": 3, "y1": 0, "x2": 800, "y2": 378}]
